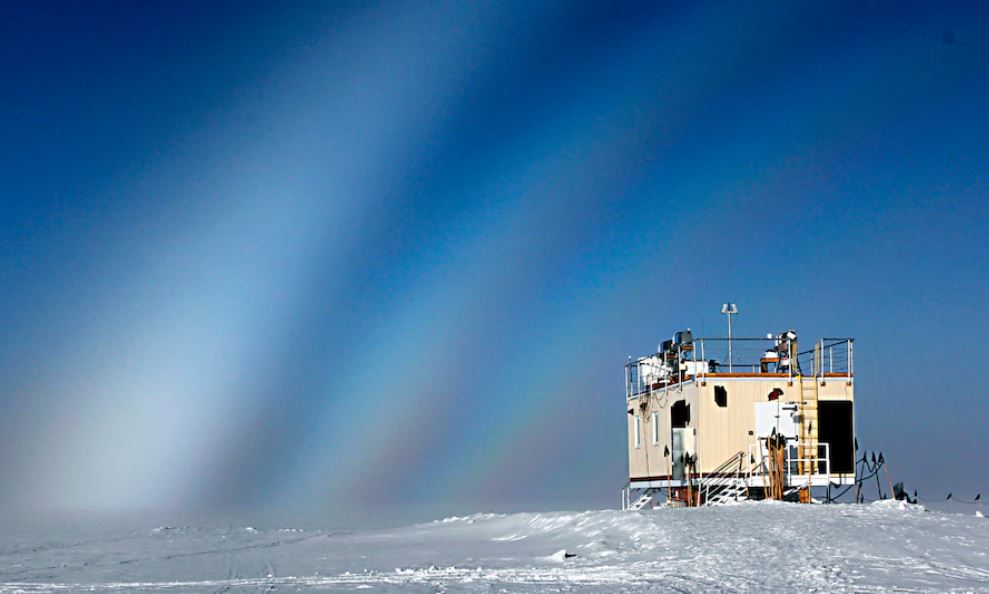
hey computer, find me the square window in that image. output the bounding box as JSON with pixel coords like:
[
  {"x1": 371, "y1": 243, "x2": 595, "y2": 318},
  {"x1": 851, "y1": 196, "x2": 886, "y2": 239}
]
[{"x1": 715, "y1": 385, "x2": 728, "y2": 408}]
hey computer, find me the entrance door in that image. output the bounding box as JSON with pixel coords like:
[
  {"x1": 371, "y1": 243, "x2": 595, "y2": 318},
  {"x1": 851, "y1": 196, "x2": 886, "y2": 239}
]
[
  {"x1": 818, "y1": 401, "x2": 854, "y2": 474},
  {"x1": 670, "y1": 400, "x2": 693, "y2": 481},
  {"x1": 671, "y1": 427, "x2": 696, "y2": 480}
]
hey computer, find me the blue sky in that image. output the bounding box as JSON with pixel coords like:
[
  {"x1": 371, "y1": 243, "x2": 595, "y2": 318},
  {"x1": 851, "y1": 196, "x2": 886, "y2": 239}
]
[{"x1": 0, "y1": 1, "x2": 987, "y2": 517}]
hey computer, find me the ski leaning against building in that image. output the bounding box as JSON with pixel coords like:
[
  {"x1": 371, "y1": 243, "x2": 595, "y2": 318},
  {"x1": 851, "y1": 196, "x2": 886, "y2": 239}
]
[{"x1": 621, "y1": 309, "x2": 855, "y2": 510}]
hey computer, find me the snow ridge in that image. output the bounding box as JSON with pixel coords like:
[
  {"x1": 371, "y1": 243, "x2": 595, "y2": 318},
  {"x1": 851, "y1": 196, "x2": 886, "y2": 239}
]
[{"x1": 1, "y1": 502, "x2": 987, "y2": 592}]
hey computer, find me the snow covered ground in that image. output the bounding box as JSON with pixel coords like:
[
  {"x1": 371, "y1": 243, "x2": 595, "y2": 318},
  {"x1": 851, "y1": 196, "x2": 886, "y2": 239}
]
[{"x1": 1, "y1": 501, "x2": 987, "y2": 592}]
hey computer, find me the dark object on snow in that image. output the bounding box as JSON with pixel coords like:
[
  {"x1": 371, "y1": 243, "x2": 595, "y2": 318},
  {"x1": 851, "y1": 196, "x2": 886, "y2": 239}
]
[{"x1": 893, "y1": 482, "x2": 916, "y2": 504}]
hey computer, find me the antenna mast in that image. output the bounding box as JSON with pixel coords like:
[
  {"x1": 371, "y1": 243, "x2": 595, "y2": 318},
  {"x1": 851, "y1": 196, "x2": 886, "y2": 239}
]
[{"x1": 721, "y1": 303, "x2": 738, "y2": 372}]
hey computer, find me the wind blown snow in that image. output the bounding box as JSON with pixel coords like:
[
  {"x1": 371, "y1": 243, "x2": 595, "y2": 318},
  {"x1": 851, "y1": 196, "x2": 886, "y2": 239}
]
[{"x1": 1, "y1": 501, "x2": 987, "y2": 592}]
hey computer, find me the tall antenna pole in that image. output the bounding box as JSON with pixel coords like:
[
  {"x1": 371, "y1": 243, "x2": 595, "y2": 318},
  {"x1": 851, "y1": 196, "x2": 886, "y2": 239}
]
[{"x1": 721, "y1": 303, "x2": 738, "y2": 373}]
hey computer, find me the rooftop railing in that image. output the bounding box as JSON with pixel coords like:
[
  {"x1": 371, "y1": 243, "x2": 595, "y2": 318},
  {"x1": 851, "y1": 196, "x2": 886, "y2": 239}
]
[{"x1": 625, "y1": 337, "x2": 854, "y2": 398}]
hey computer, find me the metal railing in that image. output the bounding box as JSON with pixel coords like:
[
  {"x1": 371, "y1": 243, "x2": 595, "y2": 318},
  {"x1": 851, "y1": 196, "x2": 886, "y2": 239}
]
[
  {"x1": 795, "y1": 338, "x2": 854, "y2": 379},
  {"x1": 625, "y1": 337, "x2": 854, "y2": 398},
  {"x1": 698, "y1": 451, "x2": 747, "y2": 504},
  {"x1": 747, "y1": 440, "x2": 832, "y2": 489},
  {"x1": 695, "y1": 338, "x2": 782, "y2": 374}
]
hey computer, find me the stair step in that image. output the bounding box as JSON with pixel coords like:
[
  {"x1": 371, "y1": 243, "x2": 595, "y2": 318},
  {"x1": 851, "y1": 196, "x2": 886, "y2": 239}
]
[{"x1": 627, "y1": 488, "x2": 659, "y2": 511}]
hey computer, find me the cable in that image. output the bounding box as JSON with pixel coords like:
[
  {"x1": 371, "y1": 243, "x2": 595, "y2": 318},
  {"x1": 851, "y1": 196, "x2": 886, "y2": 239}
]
[
  {"x1": 915, "y1": 493, "x2": 983, "y2": 504},
  {"x1": 826, "y1": 453, "x2": 893, "y2": 503}
]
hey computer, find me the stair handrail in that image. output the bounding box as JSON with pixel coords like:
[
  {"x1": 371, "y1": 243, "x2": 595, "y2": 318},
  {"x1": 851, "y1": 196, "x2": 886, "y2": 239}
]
[
  {"x1": 698, "y1": 451, "x2": 745, "y2": 504},
  {"x1": 627, "y1": 487, "x2": 659, "y2": 511}
]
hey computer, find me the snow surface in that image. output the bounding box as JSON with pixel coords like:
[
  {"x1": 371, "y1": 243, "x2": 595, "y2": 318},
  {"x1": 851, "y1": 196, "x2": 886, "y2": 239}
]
[{"x1": 1, "y1": 501, "x2": 988, "y2": 592}]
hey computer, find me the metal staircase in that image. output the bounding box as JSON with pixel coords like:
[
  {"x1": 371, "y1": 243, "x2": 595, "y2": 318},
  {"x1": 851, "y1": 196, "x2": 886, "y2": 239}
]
[
  {"x1": 705, "y1": 478, "x2": 748, "y2": 505},
  {"x1": 698, "y1": 451, "x2": 748, "y2": 506},
  {"x1": 627, "y1": 487, "x2": 660, "y2": 511}
]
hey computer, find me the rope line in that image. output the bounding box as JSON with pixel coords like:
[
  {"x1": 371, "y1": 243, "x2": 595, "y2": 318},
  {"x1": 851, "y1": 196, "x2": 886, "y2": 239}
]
[{"x1": 829, "y1": 451, "x2": 983, "y2": 505}]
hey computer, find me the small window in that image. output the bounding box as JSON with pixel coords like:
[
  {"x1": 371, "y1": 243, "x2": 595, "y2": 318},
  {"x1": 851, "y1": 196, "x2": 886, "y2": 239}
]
[
  {"x1": 634, "y1": 416, "x2": 641, "y2": 448},
  {"x1": 714, "y1": 385, "x2": 728, "y2": 408},
  {"x1": 651, "y1": 411, "x2": 659, "y2": 445}
]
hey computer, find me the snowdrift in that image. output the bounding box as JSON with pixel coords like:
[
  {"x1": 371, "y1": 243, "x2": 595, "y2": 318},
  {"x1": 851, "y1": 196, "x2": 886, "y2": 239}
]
[{"x1": 1, "y1": 501, "x2": 987, "y2": 592}]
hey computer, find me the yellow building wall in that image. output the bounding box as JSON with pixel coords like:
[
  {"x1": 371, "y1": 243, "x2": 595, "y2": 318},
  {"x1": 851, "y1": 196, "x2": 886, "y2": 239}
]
[
  {"x1": 627, "y1": 377, "x2": 854, "y2": 481},
  {"x1": 627, "y1": 385, "x2": 699, "y2": 480},
  {"x1": 694, "y1": 377, "x2": 854, "y2": 478}
]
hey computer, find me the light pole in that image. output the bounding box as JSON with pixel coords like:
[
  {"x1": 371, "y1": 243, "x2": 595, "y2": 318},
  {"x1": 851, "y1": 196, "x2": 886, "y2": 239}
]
[{"x1": 721, "y1": 303, "x2": 738, "y2": 372}]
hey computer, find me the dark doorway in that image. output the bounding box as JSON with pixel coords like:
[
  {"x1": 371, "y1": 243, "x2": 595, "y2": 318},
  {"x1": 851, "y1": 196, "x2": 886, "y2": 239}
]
[
  {"x1": 818, "y1": 401, "x2": 854, "y2": 474},
  {"x1": 671, "y1": 400, "x2": 690, "y2": 428}
]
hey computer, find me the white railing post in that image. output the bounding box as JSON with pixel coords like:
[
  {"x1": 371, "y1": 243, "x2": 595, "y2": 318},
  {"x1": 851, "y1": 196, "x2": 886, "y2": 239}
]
[
  {"x1": 678, "y1": 346, "x2": 683, "y2": 392},
  {"x1": 788, "y1": 343, "x2": 793, "y2": 382},
  {"x1": 700, "y1": 339, "x2": 706, "y2": 383},
  {"x1": 848, "y1": 340, "x2": 853, "y2": 382},
  {"x1": 692, "y1": 341, "x2": 697, "y2": 382},
  {"x1": 625, "y1": 361, "x2": 629, "y2": 399}
]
